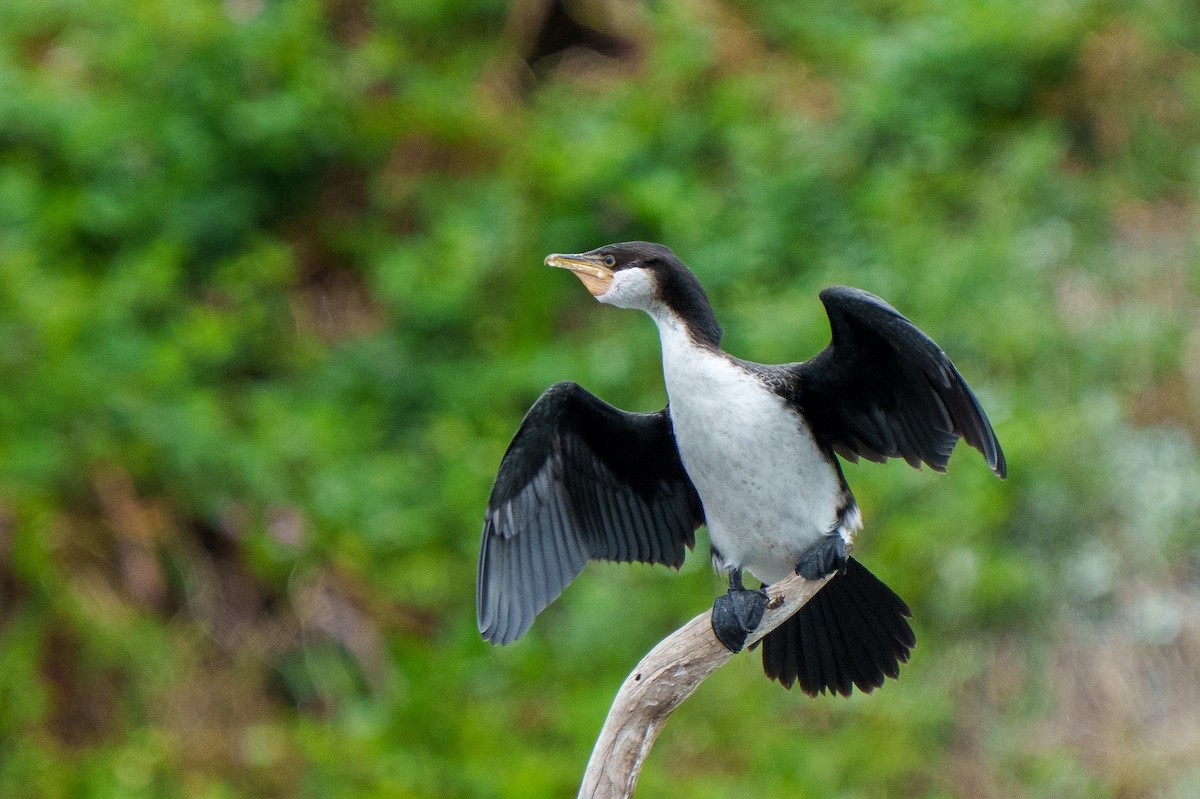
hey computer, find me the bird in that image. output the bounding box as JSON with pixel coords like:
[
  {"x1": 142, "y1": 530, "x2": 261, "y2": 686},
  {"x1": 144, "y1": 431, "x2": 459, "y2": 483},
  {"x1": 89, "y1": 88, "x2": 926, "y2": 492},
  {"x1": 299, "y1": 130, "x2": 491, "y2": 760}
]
[{"x1": 476, "y1": 241, "x2": 1005, "y2": 697}]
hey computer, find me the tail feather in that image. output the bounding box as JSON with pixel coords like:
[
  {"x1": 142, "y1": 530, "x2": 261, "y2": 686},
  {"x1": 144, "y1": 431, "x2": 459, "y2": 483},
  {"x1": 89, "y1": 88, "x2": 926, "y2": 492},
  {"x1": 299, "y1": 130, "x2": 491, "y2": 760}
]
[
  {"x1": 826, "y1": 574, "x2": 891, "y2": 681},
  {"x1": 813, "y1": 586, "x2": 855, "y2": 696},
  {"x1": 760, "y1": 557, "x2": 914, "y2": 697},
  {"x1": 798, "y1": 593, "x2": 838, "y2": 693},
  {"x1": 838, "y1": 569, "x2": 909, "y2": 684},
  {"x1": 839, "y1": 561, "x2": 915, "y2": 659}
]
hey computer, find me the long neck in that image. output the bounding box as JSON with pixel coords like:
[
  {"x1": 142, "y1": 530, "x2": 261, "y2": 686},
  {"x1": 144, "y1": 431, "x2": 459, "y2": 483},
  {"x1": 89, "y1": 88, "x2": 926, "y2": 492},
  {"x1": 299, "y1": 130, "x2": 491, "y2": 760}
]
[
  {"x1": 650, "y1": 306, "x2": 727, "y2": 404},
  {"x1": 655, "y1": 270, "x2": 723, "y2": 349},
  {"x1": 648, "y1": 303, "x2": 722, "y2": 353}
]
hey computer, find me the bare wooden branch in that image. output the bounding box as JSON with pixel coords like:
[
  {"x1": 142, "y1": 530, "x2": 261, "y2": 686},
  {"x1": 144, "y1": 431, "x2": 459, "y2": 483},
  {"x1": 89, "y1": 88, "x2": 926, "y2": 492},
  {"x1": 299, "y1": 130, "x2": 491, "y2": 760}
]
[{"x1": 577, "y1": 571, "x2": 834, "y2": 799}]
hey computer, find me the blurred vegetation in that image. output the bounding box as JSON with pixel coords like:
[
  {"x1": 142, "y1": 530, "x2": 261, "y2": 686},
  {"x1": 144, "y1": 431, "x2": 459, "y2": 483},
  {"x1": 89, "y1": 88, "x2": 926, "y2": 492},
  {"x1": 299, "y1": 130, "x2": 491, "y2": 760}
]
[{"x1": 1, "y1": 0, "x2": 1199, "y2": 796}]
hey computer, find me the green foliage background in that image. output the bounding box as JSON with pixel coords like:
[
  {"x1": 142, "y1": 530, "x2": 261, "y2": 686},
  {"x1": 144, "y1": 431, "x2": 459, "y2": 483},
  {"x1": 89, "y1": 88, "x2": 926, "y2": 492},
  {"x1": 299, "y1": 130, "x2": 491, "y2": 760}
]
[{"x1": 2, "y1": 0, "x2": 1199, "y2": 796}]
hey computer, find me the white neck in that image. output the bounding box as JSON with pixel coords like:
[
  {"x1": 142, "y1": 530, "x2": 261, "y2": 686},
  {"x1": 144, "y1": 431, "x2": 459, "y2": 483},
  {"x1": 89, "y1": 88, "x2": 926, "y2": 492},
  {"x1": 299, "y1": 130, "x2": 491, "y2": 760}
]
[{"x1": 648, "y1": 308, "x2": 727, "y2": 405}]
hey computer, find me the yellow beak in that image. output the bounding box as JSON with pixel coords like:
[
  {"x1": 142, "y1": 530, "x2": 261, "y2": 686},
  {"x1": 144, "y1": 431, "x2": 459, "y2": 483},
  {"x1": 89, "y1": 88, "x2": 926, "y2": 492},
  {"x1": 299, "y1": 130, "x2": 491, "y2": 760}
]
[{"x1": 545, "y1": 253, "x2": 614, "y2": 297}]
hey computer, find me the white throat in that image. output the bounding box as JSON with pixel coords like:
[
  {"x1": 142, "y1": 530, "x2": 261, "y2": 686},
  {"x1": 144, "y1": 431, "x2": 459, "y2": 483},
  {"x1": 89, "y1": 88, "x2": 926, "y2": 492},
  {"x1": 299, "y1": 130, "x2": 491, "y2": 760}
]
[{"x1": 595, "y1": 268, "x2": 657, "y2": 312}]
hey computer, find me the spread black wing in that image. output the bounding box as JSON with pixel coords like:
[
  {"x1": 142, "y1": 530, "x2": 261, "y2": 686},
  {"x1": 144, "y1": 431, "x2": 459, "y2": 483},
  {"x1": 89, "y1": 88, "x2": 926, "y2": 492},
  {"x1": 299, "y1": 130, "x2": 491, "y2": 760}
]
[
  {"x1": 794, "y1": 287, "x2": 1006, "y2": 477},
  {"x1": 477, "y1": 381, "x2": 704, "y2": 645}
]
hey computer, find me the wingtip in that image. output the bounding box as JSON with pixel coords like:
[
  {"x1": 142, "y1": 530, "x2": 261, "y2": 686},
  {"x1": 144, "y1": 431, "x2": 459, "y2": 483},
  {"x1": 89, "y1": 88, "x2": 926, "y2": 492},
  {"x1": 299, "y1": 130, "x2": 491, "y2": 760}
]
[
  {"x1": 478, "y1": 626, "x2": 510, "y2": 646},
  {"x1": 963, "y1": 439, "x2": 1005, "y2": 479},
  {"x1": 479, "y1": 611, "x2": 526, "y2": 646},
  {"x1": 980, "y1": 429, "x2": 1006, "y2": 479}
]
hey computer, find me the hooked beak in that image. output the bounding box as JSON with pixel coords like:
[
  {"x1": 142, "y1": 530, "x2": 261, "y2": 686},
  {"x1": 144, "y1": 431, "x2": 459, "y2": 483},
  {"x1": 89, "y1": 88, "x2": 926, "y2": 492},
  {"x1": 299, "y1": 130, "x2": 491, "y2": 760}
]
[{"x1": 545, "y1": 253, "x2": 614, "y2": 297}]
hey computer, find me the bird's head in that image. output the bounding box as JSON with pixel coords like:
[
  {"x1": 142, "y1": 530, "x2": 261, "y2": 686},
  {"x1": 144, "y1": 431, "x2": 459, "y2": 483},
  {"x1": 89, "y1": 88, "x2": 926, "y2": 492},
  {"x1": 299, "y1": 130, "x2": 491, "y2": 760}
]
[
  {"x1": 544, "y1": 241, "x2": 723, "y2": 346},
  {"x1": 544, "y1": 241, "x2": 676, "y2": 309}
]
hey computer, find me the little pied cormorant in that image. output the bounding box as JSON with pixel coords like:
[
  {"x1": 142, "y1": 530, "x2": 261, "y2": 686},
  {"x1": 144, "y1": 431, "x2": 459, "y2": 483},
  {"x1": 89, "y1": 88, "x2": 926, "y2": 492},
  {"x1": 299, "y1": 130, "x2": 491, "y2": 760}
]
[{"x1": 477, "y1": 241, "x2": 1005, "y2": 697}]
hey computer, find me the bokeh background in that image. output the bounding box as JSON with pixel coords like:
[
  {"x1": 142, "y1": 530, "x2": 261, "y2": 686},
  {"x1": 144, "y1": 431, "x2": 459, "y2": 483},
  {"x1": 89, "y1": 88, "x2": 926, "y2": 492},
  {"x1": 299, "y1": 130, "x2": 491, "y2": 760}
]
[{"x1": 2, "y1": 0, "x2": 1199, "y2": 796}]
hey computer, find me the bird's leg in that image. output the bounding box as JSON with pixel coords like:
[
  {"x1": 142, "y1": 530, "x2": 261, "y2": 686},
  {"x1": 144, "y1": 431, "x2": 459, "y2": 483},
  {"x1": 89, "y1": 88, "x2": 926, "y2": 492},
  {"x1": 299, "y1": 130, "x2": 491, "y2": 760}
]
[
  {"x1": 711, "y1": 568, "x2": 768, "y2": 653},
  {"x1": 794, "y1": 533, "x2": 849, "y2": 580}
]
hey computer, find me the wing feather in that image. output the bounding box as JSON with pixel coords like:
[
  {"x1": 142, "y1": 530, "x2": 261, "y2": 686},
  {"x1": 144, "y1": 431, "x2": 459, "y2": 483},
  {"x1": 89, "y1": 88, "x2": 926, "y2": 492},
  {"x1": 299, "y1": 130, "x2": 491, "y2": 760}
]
[
  {"x1": 477, "y1": 382, "x2": 703, "y2": 645},
  {"x1": 796, "y1": 287, "x2": 1006, "y2": 477}
]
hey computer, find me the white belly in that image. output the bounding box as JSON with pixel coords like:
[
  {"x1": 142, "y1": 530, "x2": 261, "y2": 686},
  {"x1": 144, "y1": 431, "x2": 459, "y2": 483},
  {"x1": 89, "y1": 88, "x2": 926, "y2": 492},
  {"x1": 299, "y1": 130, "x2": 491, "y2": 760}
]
[{"x1": 661, "y1": 340, "x2": 846, "y2": 585}]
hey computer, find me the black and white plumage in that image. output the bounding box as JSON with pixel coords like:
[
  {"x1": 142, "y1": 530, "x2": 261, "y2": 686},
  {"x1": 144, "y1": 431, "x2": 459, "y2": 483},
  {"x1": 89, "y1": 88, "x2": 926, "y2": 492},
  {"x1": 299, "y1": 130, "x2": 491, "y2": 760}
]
[
  {"x1": 477, "y1": 241, "x2": 1005, "y2": 697},
  {"x1": 476, "y1": 383, "x2": 704, "y2": 645}
]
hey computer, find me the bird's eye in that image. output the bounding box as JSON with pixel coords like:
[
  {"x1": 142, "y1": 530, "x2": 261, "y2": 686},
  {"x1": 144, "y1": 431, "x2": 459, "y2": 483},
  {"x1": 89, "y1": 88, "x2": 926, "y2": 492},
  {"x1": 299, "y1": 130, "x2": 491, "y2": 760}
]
[{"x1": 603, "y1": 255, "x2": 616, "y2": 268}]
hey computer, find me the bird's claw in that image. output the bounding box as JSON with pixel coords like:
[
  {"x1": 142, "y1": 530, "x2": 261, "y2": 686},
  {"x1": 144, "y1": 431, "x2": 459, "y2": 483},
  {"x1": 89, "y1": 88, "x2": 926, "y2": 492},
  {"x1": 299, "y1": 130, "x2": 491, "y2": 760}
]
[
  {"x1": 711, "y1": 587, "x2": 769, "y2": 653},
  {"x1": 795, "y1": 535, "x2": 849, "y2": 580}
]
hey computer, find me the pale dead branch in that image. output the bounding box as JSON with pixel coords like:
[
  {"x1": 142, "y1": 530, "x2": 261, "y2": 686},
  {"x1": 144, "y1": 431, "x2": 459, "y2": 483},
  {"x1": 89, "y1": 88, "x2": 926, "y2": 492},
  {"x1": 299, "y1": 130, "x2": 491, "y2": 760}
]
[{"x1": 578, "y1": 571, "x2": 834, "y2": 799}]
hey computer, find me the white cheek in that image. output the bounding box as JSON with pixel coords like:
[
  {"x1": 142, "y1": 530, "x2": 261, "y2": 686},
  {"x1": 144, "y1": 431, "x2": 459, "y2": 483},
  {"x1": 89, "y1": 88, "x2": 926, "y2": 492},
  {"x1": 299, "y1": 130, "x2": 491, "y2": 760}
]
[{"x1": 597, "y1": 268, "x2": 654, "y2": 310}]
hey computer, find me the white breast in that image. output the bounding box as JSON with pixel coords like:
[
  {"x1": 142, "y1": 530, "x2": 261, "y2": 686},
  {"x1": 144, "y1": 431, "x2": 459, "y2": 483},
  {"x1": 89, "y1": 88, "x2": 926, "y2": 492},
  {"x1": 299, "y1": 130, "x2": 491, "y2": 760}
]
[{"x1": 654, "y1": 315, "x2": 851, "y2": 585}]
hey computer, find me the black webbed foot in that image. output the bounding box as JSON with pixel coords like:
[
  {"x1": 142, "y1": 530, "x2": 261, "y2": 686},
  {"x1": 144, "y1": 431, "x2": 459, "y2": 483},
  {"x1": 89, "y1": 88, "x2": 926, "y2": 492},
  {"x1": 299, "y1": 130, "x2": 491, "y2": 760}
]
[
  {"x1": 795, "y1": 534, "x2": 849, "y2": 580},
  {"x1": 711, "y1": 569, "x2": 768, "y2": 653}
]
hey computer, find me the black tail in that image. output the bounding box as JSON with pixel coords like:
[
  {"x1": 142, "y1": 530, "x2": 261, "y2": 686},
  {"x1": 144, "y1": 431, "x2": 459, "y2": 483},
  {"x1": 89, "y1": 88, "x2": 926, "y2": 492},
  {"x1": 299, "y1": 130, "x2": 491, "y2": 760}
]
[{"x1": 759, "y1": 557, "x2": 915, "y2": 697}]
